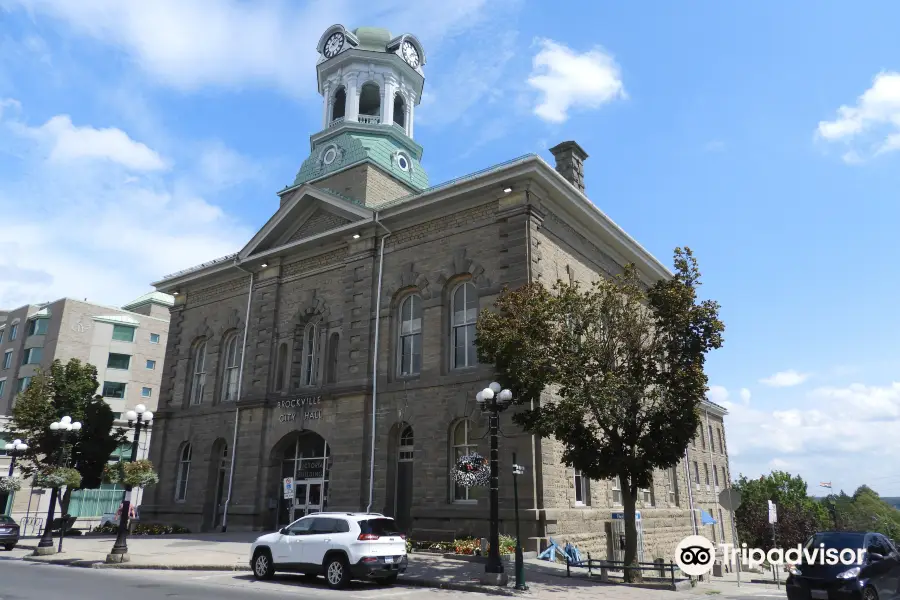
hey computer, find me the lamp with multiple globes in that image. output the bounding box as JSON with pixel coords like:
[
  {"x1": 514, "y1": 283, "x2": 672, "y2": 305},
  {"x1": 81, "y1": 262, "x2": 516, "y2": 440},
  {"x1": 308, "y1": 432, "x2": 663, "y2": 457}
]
[
  {"x1": 4, "y1": 439, "x2": 28, "y2": 477},
  {"x1": 107, "y1": 404, "x2": 152, "y2": 563},
  {"x1": 36, "y1": 416, "x2": 82, "y2": 552}
]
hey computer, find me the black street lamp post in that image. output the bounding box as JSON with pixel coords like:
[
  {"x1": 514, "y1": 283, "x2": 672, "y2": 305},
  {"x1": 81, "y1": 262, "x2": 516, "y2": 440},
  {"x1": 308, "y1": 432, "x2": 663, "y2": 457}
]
[
  {"x1": 5, "y1": 439, "x2": 28, "y2": 477},
  {"x1": 36, "y1": 417, "x2": 81, "y2": 554},
  {"x1": 107, "y1": 404, "x2": 152, "y2": 563},
  {"x1": 475, "y1": 382, "x2": 513, "y2": 586},
  {"x1": 512, "y1": 453, "x2": 527, "y2": 590}
]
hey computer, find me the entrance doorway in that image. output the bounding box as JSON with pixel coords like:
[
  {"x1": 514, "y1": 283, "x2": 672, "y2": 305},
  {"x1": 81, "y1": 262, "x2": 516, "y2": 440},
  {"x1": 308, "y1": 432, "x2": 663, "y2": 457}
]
[
  {"x1": 394, "y1": 426, "x2": 414, "y2": 532},
  {"x1": 276, "y1": 431, "x2": 330, "y2": 528}
]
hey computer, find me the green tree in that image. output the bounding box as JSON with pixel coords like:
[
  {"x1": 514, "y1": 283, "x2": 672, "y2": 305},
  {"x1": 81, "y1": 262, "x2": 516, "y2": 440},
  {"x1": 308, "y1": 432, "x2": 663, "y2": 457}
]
[
  {"x1": 733, "y1": 471, "x2": 826, "y2": 550},
  {"x1": 10, "y1": 359, "x2": 126, "y2": 512},
  {"x1": 476, "y1": 248, "x2": 724, "y2": 581}
]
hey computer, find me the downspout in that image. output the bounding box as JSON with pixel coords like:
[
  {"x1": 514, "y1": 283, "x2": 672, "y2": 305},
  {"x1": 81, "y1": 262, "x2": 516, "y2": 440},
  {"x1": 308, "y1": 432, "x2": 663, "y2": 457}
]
[
  {"x1": 524, "y1": 189, "x2": 538, "y2": 513},
  {"x1": 704, "y1": 408, "x2": 716, "y2": 541},
  {"x1": 366, "y1": 214, "x2": 391, "y2": 513},
  {"x1": 685, "y1": 448, "x2": 698, "y2": 535},
  {"x1": 221, "y1": 260, "x2": 254, "y2": 532}
]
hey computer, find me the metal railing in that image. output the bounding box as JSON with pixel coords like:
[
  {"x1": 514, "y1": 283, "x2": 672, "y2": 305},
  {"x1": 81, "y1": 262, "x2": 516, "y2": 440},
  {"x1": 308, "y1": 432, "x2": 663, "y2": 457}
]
[
  {"x1": 358, "y1": 115, "x2": 381, "y2": 124},
  {"x1": 20, "y1": 516, "x2": 43, "y2": 536},
  {"x1": 566, "y1": 554, "x2": 680, "y2": 587}
]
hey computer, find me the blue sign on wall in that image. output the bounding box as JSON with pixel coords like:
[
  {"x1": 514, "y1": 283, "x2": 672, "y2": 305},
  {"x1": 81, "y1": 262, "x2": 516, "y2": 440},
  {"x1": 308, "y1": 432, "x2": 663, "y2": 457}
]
[{"x1": 611, "y1": 511, "x2": 642, "y2": 520}]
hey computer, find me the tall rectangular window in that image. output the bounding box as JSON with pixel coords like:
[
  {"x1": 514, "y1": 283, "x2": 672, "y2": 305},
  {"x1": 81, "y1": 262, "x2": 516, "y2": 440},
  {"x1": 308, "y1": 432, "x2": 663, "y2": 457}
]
[
  {"x1": 9, "y1": 324, "x2": 18, "y2": 341},
  {"x1": 574, "y1": 470, "x2": 589, "y2": 505},
  {"x1": 668, "y1": 466, "x2": 679, "y2": 506},
  {"x1": 700, "y1": 428, "x2": 707, "y2": 450},
  {"x1": 718, "y1": 429, "x2": 724, "y2": 454},
  {"x1": 112, "y1": 325, "x2": 136, "y2": 342},
  {"x1": 2, "y1": 350, "x2": 11, "y2": 369},
  {"x1": 704, "y1": 463, "x2": 710, "y2": 485},
  {"x1": 22, "y1": 347, "x2": 42, "y2": 365},
  {"x1": 693, "y1": 461, "x2": 700, "y2": 484},
  {"x1": 719, "y1": 509, "x2": 726, "y2": 539},
  {"x1": 714, "y1": 467, "x2": 720, "y2": 487},
  {"x1": 27, "y1": 318, "x2": 49, "y2": 336},
  {"x1": 611, "y1": 476, "x2": 622, "y2": 505},
  {"x1": 17, "y1": 377, "x2": 31, "y2": 392},
  {"x1": 641, "y1": 480, "x2": 655, "y2": 506},
  {"x1": 0, "y1": 379, "x2": 5, "y2": 397},
  {"x1": 107, "y1": 353, "x2": 131, "y2": 370},
  {"x1": 102, "y1": 381, "x2": 127, "y2": 398},
  {"x1": 0, "y1": 329, "x2": 4, "y2": 343}
]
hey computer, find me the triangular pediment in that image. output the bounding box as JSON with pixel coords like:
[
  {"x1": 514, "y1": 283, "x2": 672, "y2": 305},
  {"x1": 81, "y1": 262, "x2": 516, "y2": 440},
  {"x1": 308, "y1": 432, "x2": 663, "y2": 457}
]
[{"x1": 239, "y1": 185, "x2": 372, "y2": 259}]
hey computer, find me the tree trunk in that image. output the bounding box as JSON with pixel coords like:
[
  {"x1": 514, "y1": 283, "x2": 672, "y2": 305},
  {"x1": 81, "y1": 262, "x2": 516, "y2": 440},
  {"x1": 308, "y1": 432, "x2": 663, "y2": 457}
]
[{"x1": 622, "y1": 478, "x2": 643, "y2": 583}]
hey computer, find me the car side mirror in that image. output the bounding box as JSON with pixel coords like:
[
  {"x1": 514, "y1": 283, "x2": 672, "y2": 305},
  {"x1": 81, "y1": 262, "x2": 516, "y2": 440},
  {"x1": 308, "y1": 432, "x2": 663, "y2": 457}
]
[
  {"x1": 869, "y1": 552, "x2": 884, "y2": 562},
  {"x1": 280, "y1": 527, "x2": 289, "y2": 535}
]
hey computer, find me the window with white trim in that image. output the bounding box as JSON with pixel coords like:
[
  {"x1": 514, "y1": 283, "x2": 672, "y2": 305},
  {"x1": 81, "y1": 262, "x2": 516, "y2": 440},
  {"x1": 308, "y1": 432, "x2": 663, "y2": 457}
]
[
  {"x1": 112, "y1": 324, "x2": 135, "y2": 342},
  {"x1": 641, "y1": 479, "x2": 655, "y2": 506},
  {"x1": 2, "y1": 350, "x2": 10, "y2": 370},
  {"x1": 146, "y1": 359, "x2": 156, "y2": 370},
  {"x1": 27, "y1": 318, "x2": 49, "y2": 336},
  {"x1": 714, "y1": 466, "x2": 720, "y2": 487},
  {"x1": 398, "y1": 295, "x2": 422, "y2": 376},
  {"x1": 175, "y1": 443, "x2": 192, "y2": 501},
  {"x1": 611, "y1": 476, "x2": 622, "y2": 505},
  {"x1": 693, "y1": 461, "x2": 700, "y2": 484},
  {"x1": 452, "y1": 420, "x2": 477, "y2": 502},
  {"x1": 300, "y1": 323, "x2": 319, "y2": 386},
  {"x1": 221, "y1": 333, "x2": 240, "y2": 402},
  {"x1": 150, "y1": 333, "x2": 161, "y2": 344},
  {"x1": 704, "y1": 463, "x2": 710, "y2": 486},
  {"x1": 451, "y1": 282, "x2": 478, "y2": 369},
  {"x1": 708, "y1": 424, "x2": 715, "y2": 452},
  {"x1": 574, "y1": 469, "x2": 590, "y2": 505},
  {"x1": 141, "y1": 387, "x2": 152, "y2": 398},
  {"x1": 190, "y1": 340, "x2": 207, "y2": 405},
  {"x1": 9, "y1": 324, "x2": 18, "y2": 341},
  {"x1": 399, "y1": 426, "x2": 414, "y2": 461},
  {"x1": 0, "y1": 378, "x2": 5, "y2": 397},
  {"x1": 21, "y1": 347, "x2": 42, "y2": 365},
  {"x1": 668, "y1": 466, "x2": 680, "y2": 506}
]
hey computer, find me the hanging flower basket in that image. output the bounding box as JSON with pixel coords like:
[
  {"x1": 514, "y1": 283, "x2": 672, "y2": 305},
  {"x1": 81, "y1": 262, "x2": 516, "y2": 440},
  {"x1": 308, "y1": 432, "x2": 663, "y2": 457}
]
[
  {"x1": 104, "y1": 459, "x2": 159, "y2": 488},
  {"x1": 33, "y1": 467, "x2": 82, "y2": 489},
  {"x1": 452, "y1": 453, "x2": 490, "y2": 488},
  {"x1": 0, "y1": 476, "x2": 22, "y2": 493}
]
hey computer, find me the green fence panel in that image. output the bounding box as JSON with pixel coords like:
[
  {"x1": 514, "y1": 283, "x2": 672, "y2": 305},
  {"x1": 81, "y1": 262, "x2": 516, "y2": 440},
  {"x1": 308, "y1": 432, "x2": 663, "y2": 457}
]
[{"x1": 67, "y1": 486, "x2": 126, "y2": 518}]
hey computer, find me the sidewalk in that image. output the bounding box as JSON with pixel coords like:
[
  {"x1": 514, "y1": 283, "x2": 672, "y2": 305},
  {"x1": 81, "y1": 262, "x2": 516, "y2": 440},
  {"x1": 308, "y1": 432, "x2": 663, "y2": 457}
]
[{"x1": 14, "y1": 534, "x2": 773, "y2": 598}]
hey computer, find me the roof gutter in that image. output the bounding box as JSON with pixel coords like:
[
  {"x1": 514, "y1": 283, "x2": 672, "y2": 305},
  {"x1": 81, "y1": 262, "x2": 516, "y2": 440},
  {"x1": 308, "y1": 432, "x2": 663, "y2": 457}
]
[
  {"x1": 366, "y1": 212, "x2": 391, "y2": 513},
  {"x1": 221, "y1": 257, "x2": 254, "y2": 532}
]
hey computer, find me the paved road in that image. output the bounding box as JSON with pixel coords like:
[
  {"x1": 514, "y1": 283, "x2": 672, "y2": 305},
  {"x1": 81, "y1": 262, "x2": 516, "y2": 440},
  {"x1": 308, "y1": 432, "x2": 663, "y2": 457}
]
[{"x1": 0, "y1": 555, "x2": 462, "y2": 600}]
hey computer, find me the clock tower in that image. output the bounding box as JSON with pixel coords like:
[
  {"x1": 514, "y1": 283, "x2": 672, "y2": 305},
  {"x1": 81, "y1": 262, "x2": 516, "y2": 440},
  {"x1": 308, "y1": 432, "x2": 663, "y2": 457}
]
[{"x1": 290, "y1": 25, "x2": 429, "y2": 207}]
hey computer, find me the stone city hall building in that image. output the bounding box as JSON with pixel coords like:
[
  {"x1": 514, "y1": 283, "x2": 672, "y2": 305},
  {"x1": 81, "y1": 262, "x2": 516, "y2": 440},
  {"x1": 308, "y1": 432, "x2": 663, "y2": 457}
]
[{"x1": 143, "y1": 24, "x2": 735, "y2": 560}]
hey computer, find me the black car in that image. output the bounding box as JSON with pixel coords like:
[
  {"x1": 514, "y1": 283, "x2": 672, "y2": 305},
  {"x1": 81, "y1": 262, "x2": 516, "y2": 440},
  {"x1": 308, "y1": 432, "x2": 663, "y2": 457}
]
[
  {"x1": 0, "y1": 515, "x2": 20, "y2": 550},
  {"x1": 786, "y1": 531, "x2": 900, "y2": 600}
]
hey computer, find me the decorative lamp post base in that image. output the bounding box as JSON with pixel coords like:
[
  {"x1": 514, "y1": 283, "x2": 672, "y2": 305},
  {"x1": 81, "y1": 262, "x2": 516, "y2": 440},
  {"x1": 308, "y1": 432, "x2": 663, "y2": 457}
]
[
  {"x1": 479, "y1": 572, "x2": 509, "y2": 586},
  {"x1": 105, "y1": 552, "x2": 131, "y2": 564},
  {"x1": 33, "y1": 546, "x2": 58, "y2": 556}
]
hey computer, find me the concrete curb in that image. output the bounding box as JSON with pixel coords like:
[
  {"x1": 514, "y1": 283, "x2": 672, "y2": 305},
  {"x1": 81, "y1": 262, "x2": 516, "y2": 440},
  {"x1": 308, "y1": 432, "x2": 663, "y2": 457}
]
[{"x1": 19, "y1": 556, "x2": 520, "y2": 594}]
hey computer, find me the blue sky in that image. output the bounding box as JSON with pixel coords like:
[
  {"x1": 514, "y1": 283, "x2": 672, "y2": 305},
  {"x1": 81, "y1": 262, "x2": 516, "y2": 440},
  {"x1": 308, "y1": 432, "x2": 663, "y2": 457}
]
[{"x1": 2, "y1": 1, "x2": 900, "y2": 495}]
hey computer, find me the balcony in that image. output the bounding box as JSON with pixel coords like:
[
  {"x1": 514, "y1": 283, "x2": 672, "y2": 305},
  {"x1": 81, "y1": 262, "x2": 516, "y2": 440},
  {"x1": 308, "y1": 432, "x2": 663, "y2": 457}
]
[
  {"x1": 358, "y1": 115, "x2": 381, "y2": 125},
  {"x1": 328, "y1": 117, "x2": 345, "y2": 128}
]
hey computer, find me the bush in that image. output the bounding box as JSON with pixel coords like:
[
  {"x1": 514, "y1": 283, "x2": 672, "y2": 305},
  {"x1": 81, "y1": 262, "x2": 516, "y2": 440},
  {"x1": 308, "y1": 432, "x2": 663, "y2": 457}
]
[
  {"x1": 93, "y1": 523, "x2": 119, "y2": 534},
  {"x1": 132, "y1": 523, "x2": 190, "y2": 535},
  {"x1": 0, "y1": 476, "x2": 22, "y2": 493}
]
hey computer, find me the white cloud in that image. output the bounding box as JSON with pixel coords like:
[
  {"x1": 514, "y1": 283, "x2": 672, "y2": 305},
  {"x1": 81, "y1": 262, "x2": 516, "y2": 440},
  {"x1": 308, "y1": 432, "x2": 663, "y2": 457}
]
[
  {"x1": 526, "y1": 38, "x2": 626, "y2": 123},
  {"x1": 760, "y1": 369, "x2": 810, "y2": 387},
  {"x1": 739, "y1": 388, "x2": 751, "y2": 404},
  {"x1": 3, "y1": 0, "x2": 499, "y2": 97},
  {"x1": 721, "y1": 382, "x2": 900, "y2": 494},
  {"x1": 706, "y1": 385, "x2": 729, "y2": 406},
  {"x1": 816, "y1": 71, "x2": 900, "y2": 161},
  {"x1": 0, "y1": 101, "x2": 251, "y2": 307},
  {"x1": 14, "y1": 114, "x2": 167, "y2": 171}
]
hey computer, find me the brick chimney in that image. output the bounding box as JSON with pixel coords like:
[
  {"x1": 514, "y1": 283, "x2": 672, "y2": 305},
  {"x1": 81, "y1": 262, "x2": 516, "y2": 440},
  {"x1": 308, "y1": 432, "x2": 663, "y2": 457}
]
[{"x1": 549, "y1": 141, "x2": 589, "y2": 193}]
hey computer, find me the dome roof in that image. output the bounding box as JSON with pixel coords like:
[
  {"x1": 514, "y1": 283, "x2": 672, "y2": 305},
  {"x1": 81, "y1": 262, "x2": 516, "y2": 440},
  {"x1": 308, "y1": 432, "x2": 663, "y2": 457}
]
[{"x1": 352, "y1": 27, "x2": 392, "y2": 52}]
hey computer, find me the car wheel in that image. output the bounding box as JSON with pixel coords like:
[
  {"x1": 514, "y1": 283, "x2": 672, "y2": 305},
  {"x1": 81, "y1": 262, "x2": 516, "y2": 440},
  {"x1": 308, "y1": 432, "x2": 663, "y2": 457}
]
[
  {"x1": 324, "y1": 555, "x2": 351, "y2": 589},
  {"x1": 863, "y1": 587, "x2": 879, "y2": 600},
  {"x1": 376, "y1": 574, "x2": 398, "y2": 585},
  {"x1": 252, "y1": 549, "x2": 275, "y2": 580},
  {"x1": 3, "y1": 544, "x2": 15, "y2": 551}
]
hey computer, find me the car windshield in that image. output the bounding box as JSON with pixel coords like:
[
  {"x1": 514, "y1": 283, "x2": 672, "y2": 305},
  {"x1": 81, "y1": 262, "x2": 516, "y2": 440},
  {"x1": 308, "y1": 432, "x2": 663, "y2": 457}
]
[
  {"x1": 805, "y1": 532, "x2": 866, "y2": 552},
  {"x1": 359, "y1": 518, "x2": 402, "y2": 536}
]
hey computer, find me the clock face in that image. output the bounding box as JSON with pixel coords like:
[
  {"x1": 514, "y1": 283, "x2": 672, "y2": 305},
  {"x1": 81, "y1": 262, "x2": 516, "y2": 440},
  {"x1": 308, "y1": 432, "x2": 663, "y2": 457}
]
[
  {"x1": 401, "y1": 40, "x2": 419, "y2": 68},
  {"x1": 323, "y1": 32, "x2": 344, "y2": 58}
]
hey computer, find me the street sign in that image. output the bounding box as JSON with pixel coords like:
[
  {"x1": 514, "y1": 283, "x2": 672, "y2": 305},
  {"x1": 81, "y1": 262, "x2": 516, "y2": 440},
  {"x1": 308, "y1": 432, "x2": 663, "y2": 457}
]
[
  {"x1": 768, "y1": 500, "x2": 778, "y2": 524},
  {"x1": 719, "y1": 488, "x2": 742, "y2": 511},
  {"x1": 283, "y1": 477, "x2": 294, "y2": 500}
]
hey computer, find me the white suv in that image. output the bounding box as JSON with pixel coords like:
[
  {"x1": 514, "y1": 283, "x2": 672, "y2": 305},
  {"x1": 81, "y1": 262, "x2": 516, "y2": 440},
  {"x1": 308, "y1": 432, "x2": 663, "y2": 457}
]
[{"x1": 249, "y1": 513, "x2": 408, "y2": 589}]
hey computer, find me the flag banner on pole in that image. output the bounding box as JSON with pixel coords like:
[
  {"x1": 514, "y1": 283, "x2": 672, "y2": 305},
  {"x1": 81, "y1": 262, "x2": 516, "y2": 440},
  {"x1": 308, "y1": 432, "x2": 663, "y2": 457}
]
[{"x1": 820, "y1": 482, "x2": 832, "y2": 488}]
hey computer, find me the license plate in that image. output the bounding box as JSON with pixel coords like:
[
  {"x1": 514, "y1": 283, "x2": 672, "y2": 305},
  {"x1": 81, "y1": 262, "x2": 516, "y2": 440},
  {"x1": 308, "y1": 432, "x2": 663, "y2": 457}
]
[
  {"x1": 811, "y1": 591, "x2": 828, "y2": 599},
  {"x1": 384, "y1": 557, "x2": 393, "y2": 564}
]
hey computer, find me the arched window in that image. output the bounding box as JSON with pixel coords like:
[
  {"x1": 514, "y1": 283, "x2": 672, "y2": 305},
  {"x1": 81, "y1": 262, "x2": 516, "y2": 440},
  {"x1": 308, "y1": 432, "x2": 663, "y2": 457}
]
[
  {"x1": 175, "y1": 443, "x2": 192, "y2": 502},
  {"x1": 399, "y1": 426, "x2": 414, "y2": 461},
  {"x1": 221, "y1": 333, "x2": 240, "y2": 402},
  {"x1": 451, "y1": 282, "x2": 478, "y2": 369},
  {"x1": 451, "y1": 420, "x2": 477, "y2": 502},
  {"x1": 398, "y1": 295, "x2": 422, "y2": 376},
  {"x1": 393, "y1": 93, "x2": 406, "y2": 128},
  {"x1": 332, "y1": 86, "x2": 346, "y2": 121},
  {"x1": 359, "y1": 82, "x2": 381, "y2": 123},
  {"x1": 190, "y1": 340, "x2": 208, "y2": 405},
  {"x1": 301, "y1": 323, "x2": 319, "y2": 386},
  {"x1": 275, "y1": 342, "x2": 288, "y2": 392},
  {"x1": 326, "y1": 333, "x2": 339, "y2": 384}
]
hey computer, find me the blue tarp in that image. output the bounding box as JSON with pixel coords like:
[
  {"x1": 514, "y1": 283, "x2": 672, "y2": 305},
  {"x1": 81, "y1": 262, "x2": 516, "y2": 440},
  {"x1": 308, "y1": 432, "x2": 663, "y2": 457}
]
[{"x1": 699, "y1": 509, "x2": 717, "y2": 525}]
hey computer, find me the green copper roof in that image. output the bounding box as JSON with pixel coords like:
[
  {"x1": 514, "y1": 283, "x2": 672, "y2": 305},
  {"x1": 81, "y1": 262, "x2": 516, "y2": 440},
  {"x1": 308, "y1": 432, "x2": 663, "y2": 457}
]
[
  {"x1": 293, "y1": 129, "x2": 429, "y2": 191},
  {"x1": 352, "y1": 27, "x2": 392, "y2": 51}
]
